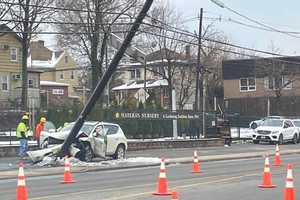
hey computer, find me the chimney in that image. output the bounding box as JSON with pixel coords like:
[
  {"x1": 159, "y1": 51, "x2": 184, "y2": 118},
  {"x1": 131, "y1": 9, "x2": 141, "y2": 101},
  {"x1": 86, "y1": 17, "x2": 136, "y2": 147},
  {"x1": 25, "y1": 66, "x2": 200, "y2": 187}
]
[{"x1": 185, "y1": 45, "x2": 191, "y2": 60}]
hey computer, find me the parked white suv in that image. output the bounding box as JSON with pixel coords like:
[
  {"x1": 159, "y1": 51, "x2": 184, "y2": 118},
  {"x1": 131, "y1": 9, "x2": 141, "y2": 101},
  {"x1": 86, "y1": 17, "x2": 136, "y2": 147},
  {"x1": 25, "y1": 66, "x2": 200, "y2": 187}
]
[{"x1": 252, "y1": 119, "x2": 299, "y2": 144}]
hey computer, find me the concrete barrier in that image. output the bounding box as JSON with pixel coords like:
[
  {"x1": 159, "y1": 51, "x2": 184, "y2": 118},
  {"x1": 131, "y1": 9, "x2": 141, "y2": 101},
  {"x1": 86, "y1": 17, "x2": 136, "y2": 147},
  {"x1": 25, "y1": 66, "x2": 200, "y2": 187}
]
[
  {"x1": 0, "y1": 138, "x2": 224, "y2": 157},
  {"x1": 127, "y1": 138, "x2": 224, "y2": 151},
  {"x1": 0, "y1": 145, "x2": 38, "y2": 157}
]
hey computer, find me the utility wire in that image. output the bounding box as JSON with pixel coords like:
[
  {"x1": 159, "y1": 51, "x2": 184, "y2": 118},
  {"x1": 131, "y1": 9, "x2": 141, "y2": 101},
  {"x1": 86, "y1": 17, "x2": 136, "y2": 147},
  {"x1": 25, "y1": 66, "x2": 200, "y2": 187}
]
[
  {"x1": 204, "y1": 16, "x2": 300, "y2": 35},
  {"x1": 219, "y1": 3, "x2": 300, "y2": 39},
  {"x1": 1, "y1": 2, "x2": 300, "y2": 66},
  {"x1": 0, "y1": 1, "x2": 133, "y2": 16},
  {"x1": 0, "y1": 1, "x2": 296, "y2": 57}
]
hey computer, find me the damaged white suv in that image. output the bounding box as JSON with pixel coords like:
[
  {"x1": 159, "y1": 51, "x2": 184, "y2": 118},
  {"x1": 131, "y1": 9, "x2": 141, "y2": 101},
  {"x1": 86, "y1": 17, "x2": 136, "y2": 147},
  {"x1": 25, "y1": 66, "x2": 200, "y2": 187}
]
[
  {"x1": 28, "y1": 121, "x2": 127, "y2": 162},
  {"x1": 252, "y1": 119, "x2": 299, "y2": 144}
]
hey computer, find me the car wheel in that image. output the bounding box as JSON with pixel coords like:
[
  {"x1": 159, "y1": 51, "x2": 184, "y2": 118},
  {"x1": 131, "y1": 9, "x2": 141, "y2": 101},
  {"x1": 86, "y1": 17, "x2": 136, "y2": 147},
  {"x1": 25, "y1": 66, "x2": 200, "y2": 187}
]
[
  {"x1": 250, "y1": 123, "x2": 257, "y2": 129},
  {"x1": 114, "y1": 144, "x2": 126, "y2": 160},
  {"x1": 293, "y1": 134, "x2": 298, "y2": 144},
  {"x1": 253, "y1": 140, "x2": 259, "y2": 144},
  {"x1": 278, "y1": 134, "x2": 284, "y2": 145}
]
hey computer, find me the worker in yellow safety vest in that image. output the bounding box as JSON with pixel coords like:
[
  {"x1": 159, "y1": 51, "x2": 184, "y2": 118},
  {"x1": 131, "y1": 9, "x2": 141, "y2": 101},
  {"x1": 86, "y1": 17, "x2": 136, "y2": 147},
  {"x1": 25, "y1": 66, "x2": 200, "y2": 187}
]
[{"x1": 17, "y1": 115, "x2": 29, "y2": 159}]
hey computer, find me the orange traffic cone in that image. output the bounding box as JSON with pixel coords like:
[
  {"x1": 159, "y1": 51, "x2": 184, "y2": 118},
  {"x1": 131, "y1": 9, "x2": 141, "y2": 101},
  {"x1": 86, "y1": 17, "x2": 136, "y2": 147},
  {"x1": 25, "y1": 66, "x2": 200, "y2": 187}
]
[
  {"x1": 171, "y1": 190, "x2": 179, "y2": 200},
  {"x1": 192, "y1": 150, "x2": 201, "y2": 173},
  {"x1": 284, "y1": 164, "x2": 295, "y2": 200},
  {"x1": 60, "y1": 156, "x2": 75, "y2": 184},
  {"x1": 153, "y1": 158, "x2": 172, "y2": 196},
  {"x1": 16, "y1": 162, "x2": 28, "y2": 200},
  {"x1": 258, "y1": 156, "x2": 276, "y2": 188},
  {"x1": 274, "y1": 144, "x2": 282, "y2": 166}
]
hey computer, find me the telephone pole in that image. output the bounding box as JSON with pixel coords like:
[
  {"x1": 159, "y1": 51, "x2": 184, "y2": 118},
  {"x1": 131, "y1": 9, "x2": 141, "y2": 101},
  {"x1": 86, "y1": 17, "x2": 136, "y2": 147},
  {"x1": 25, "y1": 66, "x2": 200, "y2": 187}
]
[
  {"x1": 195, "y1": 8, "x2": 204, "y2": 138},
  {"x1": 195, "y1": 8, "x2": 203, "y2": 112}
]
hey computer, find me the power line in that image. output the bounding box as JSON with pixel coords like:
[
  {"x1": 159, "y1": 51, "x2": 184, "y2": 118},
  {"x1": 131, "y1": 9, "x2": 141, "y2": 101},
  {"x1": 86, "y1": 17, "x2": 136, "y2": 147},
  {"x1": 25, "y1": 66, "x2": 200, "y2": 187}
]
[
  {"x1": 204, "y1": 16, "x2": 300, "y2": 35},
  {"x1": 0, "y1": 1, "x2": 134, "y2": 16},
  {"x1": 140, "y1": 30, "x2": 300, "y2": 67},
  {"x1": 1, "y1": 2, "x2": 300, "y2": 66},
  {"x1": 0, "y1": 1, "x2": 297, "y2": 57},
  {"x1": 0, "y1": 19, "x2": 135, "y2": 27},
  {"x1": 143, "y1": 15, "x2": 288, "y2": 57},
  {"x1": 210, "y1": 0, "x2": 300, "y2": 39}
]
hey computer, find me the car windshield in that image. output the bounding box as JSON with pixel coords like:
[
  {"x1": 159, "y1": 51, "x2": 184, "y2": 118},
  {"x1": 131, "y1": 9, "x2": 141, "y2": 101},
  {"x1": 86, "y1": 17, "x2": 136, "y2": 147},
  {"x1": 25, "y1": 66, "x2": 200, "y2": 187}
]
[
  {"x1": 293, "y1": 121, "x2": 300, "y2": 127},
  {"x1": 262, "y1": 119, "x2": 283, "y2": 127},
  {"x1": 60, "y1": 123, "x2": 94, "y2": 135},
  {"x1": 44, "y1": 121, "x2": 56, "y2": 131}
]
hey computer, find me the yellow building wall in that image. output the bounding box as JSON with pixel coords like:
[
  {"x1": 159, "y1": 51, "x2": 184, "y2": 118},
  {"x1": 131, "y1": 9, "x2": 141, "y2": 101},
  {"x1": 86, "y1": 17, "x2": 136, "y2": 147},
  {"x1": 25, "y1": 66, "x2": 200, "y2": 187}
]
[
  {"x1": 0, "y1": 34, "x2": 23, "y2": 101},
  {"x1": 54, "y1": 51, "x2": 81, "y2": 96}
]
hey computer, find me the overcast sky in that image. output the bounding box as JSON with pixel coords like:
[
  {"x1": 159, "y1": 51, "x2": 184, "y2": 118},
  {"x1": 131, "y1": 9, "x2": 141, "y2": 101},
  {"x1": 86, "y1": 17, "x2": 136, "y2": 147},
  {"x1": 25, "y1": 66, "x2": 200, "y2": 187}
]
[{"x1": 171, "y1": 0, "x2": 300, "y2": 56}]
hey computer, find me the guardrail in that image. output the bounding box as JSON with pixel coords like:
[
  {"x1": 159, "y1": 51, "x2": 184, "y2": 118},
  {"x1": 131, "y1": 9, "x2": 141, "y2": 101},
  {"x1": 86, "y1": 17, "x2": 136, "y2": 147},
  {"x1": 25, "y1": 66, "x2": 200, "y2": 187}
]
[{"x1": 0, "y1": 129, "x2": 16, "y2": 145}]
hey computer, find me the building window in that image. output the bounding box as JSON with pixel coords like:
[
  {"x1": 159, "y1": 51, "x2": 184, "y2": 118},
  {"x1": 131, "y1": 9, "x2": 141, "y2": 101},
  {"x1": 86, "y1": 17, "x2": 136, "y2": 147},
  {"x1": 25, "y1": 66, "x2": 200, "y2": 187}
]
[
  {"x1": 10, "y1": 48, "x2": 17, "y2": 62},
  {"x1": 70, "y1": 71, "x2": 74, "y2": 79},
  {"x1": 240, "y1": 77, "x2": 256, "y2": 92},
  {"x1": 130, "y1": 70, "x2": 135, "y2": 79},
  {"x1": 136, "y1": 69, "x2": 141, "y2": 78},
  {"x1": 60, "y1": 72, "x2": 64, "y2": 80},
  {"x1": 1, "y1": 75, "x2": 8, "y2": 91},
  {"x1": 129, "y1": 69, "x2": 141, "y2": 79},
  {"x1": 28, "y1": 79, "x2": 34, "y2": 88},
  {"x1": 52, "y1": 89, "x2": 64, "y2": 95},
  {"x1": 65, "y1": 56, "x2": 68, "y2": 63},
  {"x1": 266, "y1": 76, "x2": 292, "y2": 90}
]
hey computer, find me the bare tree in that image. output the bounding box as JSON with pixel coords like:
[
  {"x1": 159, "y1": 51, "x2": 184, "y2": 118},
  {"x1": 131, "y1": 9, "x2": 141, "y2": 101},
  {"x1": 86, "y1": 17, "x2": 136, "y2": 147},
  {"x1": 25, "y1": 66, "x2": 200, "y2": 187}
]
[
  {"x1": 8, "y1": 0, "x2": 55, "y2": 110},
  {"x1": 55, "y1": 0, "x2": 138, "y2": 90},
  {"x1": 142, "y1": 1, "x2": 188, "y2": 110}
]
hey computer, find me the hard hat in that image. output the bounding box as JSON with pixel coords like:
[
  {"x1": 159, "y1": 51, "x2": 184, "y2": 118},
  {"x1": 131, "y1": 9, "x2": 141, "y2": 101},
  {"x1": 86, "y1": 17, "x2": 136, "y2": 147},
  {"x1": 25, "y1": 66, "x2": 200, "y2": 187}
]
[
  {"x1": 22, "y1": 115, "x2": 29, "y2": 120},
  {"x1": 40, "y1": 117, "x2": 46, "y2": 123}
]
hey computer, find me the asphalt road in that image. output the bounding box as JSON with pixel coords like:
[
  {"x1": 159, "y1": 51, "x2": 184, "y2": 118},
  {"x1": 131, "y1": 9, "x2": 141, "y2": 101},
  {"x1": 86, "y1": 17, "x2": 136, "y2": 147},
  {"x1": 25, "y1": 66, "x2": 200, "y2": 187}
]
[{"x1": 1, "y1": 153, "x2": 299, "y2": 199}]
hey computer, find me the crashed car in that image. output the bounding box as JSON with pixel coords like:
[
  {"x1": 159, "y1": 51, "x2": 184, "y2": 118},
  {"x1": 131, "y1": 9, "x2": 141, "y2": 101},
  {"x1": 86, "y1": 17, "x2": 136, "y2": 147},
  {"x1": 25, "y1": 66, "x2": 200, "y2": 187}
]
[{"x1": 27, "y1": 121, "x2": 127, "y2": 162}]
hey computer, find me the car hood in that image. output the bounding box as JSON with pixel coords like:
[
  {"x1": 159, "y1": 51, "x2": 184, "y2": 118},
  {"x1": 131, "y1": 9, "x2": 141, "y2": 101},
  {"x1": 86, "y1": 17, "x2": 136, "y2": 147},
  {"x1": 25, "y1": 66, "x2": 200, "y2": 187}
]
[
  {"x1": 256, "y1": 126, "x2": 282, "y2": 132},
  {"x1": 47, "y1": 130, "x2": 70, "y2": 140}
]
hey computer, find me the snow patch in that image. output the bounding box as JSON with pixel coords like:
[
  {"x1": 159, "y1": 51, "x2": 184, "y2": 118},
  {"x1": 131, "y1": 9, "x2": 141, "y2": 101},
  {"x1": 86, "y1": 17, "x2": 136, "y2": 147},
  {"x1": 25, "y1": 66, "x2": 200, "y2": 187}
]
[{"x1": 35, "y1": 156, "x2": 161, "y2": 167}]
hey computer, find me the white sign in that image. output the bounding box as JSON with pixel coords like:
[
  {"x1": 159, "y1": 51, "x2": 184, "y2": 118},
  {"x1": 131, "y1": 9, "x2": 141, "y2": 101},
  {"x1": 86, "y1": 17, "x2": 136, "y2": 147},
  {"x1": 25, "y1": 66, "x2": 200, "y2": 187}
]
[{"x1": 134, "y1": 88, "x2": 149, "y2": 103}]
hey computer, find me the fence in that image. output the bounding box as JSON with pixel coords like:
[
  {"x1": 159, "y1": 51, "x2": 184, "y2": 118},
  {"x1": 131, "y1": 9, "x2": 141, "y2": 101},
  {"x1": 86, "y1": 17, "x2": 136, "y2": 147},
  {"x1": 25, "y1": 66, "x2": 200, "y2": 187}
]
[{"x1": 0, "y1": 107, "x2": 265, "y2": 140}]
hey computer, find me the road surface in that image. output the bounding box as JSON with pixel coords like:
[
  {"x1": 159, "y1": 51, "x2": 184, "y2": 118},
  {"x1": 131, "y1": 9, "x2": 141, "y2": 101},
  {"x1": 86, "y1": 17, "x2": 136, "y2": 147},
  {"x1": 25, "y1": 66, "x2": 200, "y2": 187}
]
[{"x1": 0, "y1": 153, "x2": 299, "y2": 199}]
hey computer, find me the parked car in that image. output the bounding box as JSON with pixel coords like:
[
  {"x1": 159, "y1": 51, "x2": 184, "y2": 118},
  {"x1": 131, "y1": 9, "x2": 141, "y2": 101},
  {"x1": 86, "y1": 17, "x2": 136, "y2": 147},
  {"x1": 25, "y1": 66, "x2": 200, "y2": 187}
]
[
  {"x1": 252, "y1": 119, "x2": 299, "y2": 144},
  {"x1": 28, "y1": 121, "x2": 127, "y2": 162},
  {"x1": 249, "y1": 116, "x2": 284, "y2": 129}
]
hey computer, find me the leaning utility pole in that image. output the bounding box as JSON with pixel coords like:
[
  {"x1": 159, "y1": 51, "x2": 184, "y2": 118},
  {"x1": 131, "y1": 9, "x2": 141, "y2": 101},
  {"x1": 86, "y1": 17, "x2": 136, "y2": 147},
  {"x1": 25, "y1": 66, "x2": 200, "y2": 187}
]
[
  {"x1": 195, "y1": 8, "x2": 203, "y2": 137},
  {"x1": 60, "y1": 0, "x2": 154, "y2": 156}
]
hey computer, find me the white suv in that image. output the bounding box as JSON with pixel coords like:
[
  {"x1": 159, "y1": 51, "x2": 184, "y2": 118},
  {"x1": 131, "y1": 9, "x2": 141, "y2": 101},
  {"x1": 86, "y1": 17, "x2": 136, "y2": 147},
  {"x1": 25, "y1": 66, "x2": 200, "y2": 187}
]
[
  {"x1": 252, "y1": 119, "x2": 299, "y2": 144},
  {"x1": 30, "y1": 121, "x2": 127, "y2": 162}
]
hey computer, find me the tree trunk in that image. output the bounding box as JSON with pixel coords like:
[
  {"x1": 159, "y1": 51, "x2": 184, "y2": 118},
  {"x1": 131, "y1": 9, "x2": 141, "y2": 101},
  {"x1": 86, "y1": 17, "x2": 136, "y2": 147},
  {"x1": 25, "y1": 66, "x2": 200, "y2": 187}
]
[
  {"x1": 168, "y1": 79, "x2": 172, "y2": 111},
  {"x1": 21, "y1": 38, "x2": 28, "y2": 111},
  {"x1": 91, "y1": 41, "x2": 100, "y2": 90}
]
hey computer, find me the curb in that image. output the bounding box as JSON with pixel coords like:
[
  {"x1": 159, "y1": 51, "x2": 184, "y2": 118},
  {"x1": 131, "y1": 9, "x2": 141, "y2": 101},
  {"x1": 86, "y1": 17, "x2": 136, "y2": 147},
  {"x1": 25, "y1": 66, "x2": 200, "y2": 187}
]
[{"x1": 1, "y1": 149, "x2": 300, "y2": 180}]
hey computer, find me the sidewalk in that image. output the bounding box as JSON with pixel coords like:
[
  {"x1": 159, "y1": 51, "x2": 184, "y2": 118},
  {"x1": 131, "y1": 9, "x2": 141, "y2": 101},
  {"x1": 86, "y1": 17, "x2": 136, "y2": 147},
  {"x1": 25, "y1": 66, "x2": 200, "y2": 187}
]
[{"x1": 1, "y1": 146, "x2": 300, "y2": 180}]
